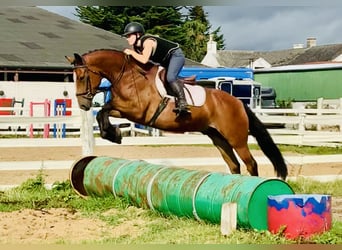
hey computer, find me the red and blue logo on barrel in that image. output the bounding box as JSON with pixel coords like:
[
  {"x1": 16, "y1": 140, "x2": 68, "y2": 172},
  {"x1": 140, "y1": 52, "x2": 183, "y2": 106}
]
[{"x1": 267, "y1": 194, "x2": 332, "y2": 239}]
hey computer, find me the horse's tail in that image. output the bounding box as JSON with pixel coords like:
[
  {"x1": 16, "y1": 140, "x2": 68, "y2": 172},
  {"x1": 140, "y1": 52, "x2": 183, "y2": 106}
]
[{"x1": 244, "y1": 104, "x2": 288, "y2": 180}]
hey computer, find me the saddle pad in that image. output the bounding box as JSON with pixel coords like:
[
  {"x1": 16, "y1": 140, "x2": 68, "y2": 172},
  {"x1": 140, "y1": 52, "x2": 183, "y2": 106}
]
[{"x1": 155, "y1": 67, "x2": 206, "y2": 107}]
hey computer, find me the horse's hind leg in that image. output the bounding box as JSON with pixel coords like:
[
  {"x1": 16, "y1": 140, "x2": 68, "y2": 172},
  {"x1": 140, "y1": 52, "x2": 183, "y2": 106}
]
[
  {"x1": 203, "y1": 127, "x2": 241, "y2": 174},
  {"x1": 96, "y1": 105, "x2": 122, "y2": 144},
  {"x1": 234, "y1": 145, "x2": 259, "y2": 177},
  {"x1": 204, "y1": 127, "x2": 259, "y2": 176}
]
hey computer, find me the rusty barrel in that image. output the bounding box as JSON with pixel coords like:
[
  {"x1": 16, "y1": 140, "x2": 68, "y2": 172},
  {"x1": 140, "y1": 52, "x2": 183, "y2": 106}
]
[{"x1": 70, "y1": 156, "x2": 294, "y2": 229}]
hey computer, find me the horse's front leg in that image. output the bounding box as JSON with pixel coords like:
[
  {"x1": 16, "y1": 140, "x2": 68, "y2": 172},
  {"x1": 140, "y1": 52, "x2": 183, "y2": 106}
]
[{"x1": 96, "y1": 103, "x2": 122, "y2": 144}]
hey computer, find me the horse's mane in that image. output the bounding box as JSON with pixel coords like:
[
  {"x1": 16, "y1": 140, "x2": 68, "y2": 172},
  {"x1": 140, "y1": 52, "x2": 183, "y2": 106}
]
[
  {"x1": 82, "y1": 48, "x2": 156, "y2": 72},
  {"x1": 82, "y1": 48, "x2": 123, "y2": 57}
]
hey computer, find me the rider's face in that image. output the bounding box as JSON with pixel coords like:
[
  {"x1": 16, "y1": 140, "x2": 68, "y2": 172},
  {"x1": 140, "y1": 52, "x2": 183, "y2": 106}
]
[{"x1": 126, "y1": 34, "x2": 137, "y2": 46}]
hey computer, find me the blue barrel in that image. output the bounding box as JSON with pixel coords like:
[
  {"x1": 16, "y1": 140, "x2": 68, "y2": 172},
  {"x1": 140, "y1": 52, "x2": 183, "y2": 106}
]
[{"x1": 268, "y1": 194, "x2": 332, "y2": 238}]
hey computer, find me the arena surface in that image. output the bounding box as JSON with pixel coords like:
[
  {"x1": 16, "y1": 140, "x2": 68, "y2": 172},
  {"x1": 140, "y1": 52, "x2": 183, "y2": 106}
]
[{"x1": 0, "y1": 144, "x2": 341, "y2": 243}]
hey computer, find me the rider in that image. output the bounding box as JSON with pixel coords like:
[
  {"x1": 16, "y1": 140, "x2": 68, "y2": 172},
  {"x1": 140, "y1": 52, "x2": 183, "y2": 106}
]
[{"x1": 123, "y1": 22, "x2": 191, "y2": 116}]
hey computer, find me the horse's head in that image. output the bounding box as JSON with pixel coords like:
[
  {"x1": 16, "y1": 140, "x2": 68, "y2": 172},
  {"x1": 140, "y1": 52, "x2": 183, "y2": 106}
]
[{"x1": 65, "y1": 53, "x2": 103, "y2": 111}]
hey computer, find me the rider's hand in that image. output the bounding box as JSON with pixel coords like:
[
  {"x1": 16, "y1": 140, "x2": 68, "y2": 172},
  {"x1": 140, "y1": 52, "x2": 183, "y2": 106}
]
[{"x1": 124, "y1": 49, "x2": 132, "y2": 55}]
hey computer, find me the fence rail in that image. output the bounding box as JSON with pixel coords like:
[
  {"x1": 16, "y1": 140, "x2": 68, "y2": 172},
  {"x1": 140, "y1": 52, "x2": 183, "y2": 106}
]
[
  {"x1": 254, "y1": 108, "x2": 342, "y2": 130},
  {"x1": 1, "y1": 105, "x2": 342, "y2": 151},
  {"x1": 0, "y1": 107, "x2": 157, "y2": 137}
]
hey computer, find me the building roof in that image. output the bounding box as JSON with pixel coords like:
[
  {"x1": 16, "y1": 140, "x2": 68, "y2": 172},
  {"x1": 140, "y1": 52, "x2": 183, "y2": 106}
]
[
  {"x1": 215, "y1": 43, "x2": 342, "y2": 68},
  {"x1": 286, "y1": 44, "x2": 342, "y2": 65},
  {"x1": 0, "y1": 6, "x2": 201, "y2": 70}
]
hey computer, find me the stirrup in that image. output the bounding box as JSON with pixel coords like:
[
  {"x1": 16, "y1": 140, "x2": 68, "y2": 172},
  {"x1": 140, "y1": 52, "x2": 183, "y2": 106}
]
[{"x1": 173, "y1": 105, "x2": 191, "y2": 116}]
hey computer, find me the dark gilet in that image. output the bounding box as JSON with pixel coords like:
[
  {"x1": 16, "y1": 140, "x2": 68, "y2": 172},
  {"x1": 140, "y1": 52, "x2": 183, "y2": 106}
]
[{"x1": 134, "y1": 35, "x2": 179, "y2": 67}]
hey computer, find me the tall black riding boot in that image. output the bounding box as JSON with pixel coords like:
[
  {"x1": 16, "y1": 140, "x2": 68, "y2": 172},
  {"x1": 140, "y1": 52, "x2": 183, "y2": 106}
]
[{"x1": 169, "y1": 80, "x2": 191, "y2": 115}]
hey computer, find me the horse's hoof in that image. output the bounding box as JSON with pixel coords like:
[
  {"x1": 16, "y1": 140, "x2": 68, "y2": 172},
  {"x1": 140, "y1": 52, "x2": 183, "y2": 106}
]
[
  {"x1": 104, "y1": 126, "x2": 122, "y2": 144},
  {"x1": 104, "y1": 134, "x2": 122, "y2": 144},
  {"x1": 100, "y1": 130, "x2": 121, "y2": 144}
]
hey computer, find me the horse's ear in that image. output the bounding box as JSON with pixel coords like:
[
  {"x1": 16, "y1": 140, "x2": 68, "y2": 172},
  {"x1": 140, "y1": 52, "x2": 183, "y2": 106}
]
[
  {"x1": 74, "y1": 53, "x2": 84, "y2": 65},
  {"x1": 65, "y1": 56, "x2": 75, "y2": 65}
]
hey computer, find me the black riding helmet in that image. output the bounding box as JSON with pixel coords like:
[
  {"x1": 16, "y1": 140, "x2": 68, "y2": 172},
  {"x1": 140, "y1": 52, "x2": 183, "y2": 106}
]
[{"x1": 123, "y1": 22, "x2": 145, "y2": 37}]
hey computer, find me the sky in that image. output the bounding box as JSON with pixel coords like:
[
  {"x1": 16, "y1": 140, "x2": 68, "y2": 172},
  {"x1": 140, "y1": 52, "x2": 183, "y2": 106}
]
[{"x1": 40, "y1": 6, "x2": 342, "y2": 51}]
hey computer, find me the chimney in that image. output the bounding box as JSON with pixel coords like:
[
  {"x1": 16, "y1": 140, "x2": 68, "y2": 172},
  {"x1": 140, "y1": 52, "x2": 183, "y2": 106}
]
[
  {"x1": 207, "y1": 34, "x2": 217, "y2": 54},
  {"x1": 306, "y1": 37, "x2": 317, "y2": 48},
  {"x1": 201, "y1": 34, "x2": 220, "y2": 67}
]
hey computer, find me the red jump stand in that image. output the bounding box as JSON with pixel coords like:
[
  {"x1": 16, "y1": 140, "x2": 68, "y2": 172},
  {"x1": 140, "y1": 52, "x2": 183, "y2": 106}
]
[{"x1": 29, "y1": 99, "x2": 51, "y2": 138}]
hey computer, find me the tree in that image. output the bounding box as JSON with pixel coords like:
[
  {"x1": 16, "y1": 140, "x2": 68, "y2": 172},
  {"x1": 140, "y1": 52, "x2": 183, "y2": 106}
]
[
  {"x1": 181, "y1": 20, "x2": 207, "y2": 62},
  {"x1": 182, "y1": 6, "x2": 225, "y2": 61},
  {"x1": 191, "y1": 6, "x2": 225, "y2": 51},
  {"x1": 75, "y1": 6, "x2": 226, "y2": 62},
  {"x1": 76, "y1": 6, "x2": 120, "y2": 33},
  {"x1": 141, "y1": 6, "x2": 185, "y2": 45},
  {"x1": 75, "y1": 6, "x2": 184, "y2": 41}
]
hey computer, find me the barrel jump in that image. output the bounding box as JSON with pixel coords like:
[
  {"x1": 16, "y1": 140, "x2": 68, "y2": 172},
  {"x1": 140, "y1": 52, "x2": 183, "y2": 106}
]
[{"x1": 70, "y1": 156, "x2": 294, "y2": 229}]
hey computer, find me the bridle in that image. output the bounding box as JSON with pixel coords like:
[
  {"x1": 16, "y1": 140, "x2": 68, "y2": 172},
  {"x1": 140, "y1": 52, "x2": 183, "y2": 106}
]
[
  {"x1": 73, "y1": 65, "x2": 102, "y2": 99},
  {"x1": 73, "y1": 55, "x2": 128, "y2": 100}
]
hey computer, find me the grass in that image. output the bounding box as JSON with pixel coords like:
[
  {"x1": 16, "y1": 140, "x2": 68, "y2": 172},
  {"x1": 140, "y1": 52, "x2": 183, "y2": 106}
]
[
  {"x1": 253, "y1": 144, "x2": 342, "y2": 155},
  {"x1": 0, "y1": 172, "x2": 341, "y2": 244},
  {"x1": 288, "y1": 178, "x2": 342, "y2": 196},
  {"x1": 142, "y1": 143, "x2": 342, "y2": 155}
]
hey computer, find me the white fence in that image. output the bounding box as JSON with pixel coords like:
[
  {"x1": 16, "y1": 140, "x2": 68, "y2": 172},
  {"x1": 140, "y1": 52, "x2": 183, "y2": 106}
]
[
  {"x1": 253, "y1": 107, "x2": 342, "y2": 147},
  {"x1": 1, "y1": 99, "x2": 342, "y2": 153},
  {"x1": 0, "y1": 106, "x2": 158, "y2": 137}
]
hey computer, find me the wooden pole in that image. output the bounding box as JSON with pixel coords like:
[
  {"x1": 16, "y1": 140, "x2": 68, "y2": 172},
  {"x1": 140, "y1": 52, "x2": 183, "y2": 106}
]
[
  {"x1": 220, "y1": 202, "x2": 237, "y2": 236},
  {"x1": 80, "y1": 108, "x2": 94, "y2": 156}
]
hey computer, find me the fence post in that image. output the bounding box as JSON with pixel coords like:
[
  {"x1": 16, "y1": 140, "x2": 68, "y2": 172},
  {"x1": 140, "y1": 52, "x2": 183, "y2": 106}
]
[
  {"x1": 339, "y1": 98, "x2": 342, "y2": 132},
  {"x1": 298, "y1": 113, "x2": 305, "y2": 146},
  {"x1": 317, "y1": 97, "x2": 323, "y2": 131},
  {"x1": 80, "y1": 109, "x2": 94, "y2": 156}
]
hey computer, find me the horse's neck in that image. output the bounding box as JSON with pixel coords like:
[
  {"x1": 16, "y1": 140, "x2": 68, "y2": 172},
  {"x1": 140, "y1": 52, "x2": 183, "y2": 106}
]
[
  {"x1": 86, "y1": 50, "x2": 124, "y2": 74},
  {"x1": 88, "y1": 51, "x2": 158, "y2": 97},
  {"x1": 119, "y1": 62, "x2": 160, "y2": 102},
  {"x1": 89, "y1": 50, "x2": 155, "y2": 77}
]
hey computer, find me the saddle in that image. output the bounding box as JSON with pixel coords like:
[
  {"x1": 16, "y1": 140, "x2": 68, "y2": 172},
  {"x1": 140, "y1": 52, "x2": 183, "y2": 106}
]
[
  {"x1": 155, "y1": 67, "x2": 205, "y2": 107},
  {"x1": 158, "y1": 68, "x2": 196, "y2": 85}
]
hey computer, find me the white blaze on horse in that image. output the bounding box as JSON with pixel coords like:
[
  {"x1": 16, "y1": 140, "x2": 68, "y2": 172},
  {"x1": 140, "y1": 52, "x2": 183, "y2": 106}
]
[{"x1": 66, "y1": 49, "x2": 288, "y2": 180}]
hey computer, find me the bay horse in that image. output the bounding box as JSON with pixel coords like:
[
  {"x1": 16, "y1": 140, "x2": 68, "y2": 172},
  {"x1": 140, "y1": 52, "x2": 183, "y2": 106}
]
[{"x1": 66, "y1": 49, "x2": 288, "y2": 180}]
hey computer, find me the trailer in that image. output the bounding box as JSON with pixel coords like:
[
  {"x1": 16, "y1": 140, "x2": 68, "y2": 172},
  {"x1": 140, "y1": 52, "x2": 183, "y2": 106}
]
[
  {"x1": 179, "y1": 67, "x2": 254, "y2": 80},
  {"x1": 179, "y1": 67, "x2": 279, "y2": 109},
  {"x1": 195, "y1": 77, "x2": 262, "y2": 108}
]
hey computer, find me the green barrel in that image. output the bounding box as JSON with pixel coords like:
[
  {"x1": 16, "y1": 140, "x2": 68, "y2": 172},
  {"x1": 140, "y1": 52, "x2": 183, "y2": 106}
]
[
  {"x1": 195, "y1": 173, "x2": 294, "y2": 229},
  {"x1": 111, "y1": 158, "x2": 165, "y2": 208},
  {"x1": 74, "y1": 156, "x2": 131, "y2": 197},
  {"x1": 148, "y1": 167, "x2": 212, "y2": 217},
  {"x1": 70, "y1": 156, "x2": 294, "y2": 229}
]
